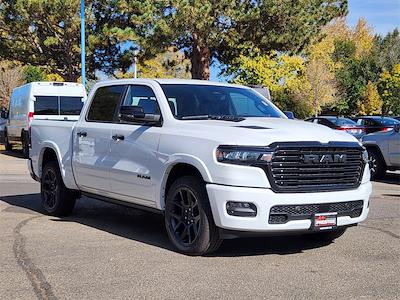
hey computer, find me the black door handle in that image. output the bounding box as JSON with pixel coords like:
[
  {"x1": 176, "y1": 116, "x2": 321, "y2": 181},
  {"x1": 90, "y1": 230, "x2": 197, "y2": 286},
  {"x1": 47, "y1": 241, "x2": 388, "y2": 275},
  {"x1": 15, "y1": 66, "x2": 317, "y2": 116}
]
[
  {"x1": 112, "y1": 134, "x2": 125, "y2": 141},
  {"x1": 77, "y1": 131, "x2": 87, "y2": 137}
]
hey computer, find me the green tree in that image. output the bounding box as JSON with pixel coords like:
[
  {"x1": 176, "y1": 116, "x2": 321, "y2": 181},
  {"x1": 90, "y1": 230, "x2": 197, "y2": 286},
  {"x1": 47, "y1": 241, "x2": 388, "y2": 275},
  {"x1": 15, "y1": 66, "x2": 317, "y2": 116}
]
[
  {"x1": 24, "y1": 66, "x2": 46, "y2": 83},
  {"x1": 0, "y1": 0, "x2": 88, "y2": 81},
  {"x1": 374, "y1": 28, "x2": 400, "y2": 72},
  {"x1": 100, "y1": 0, "x2": 347, "y2": 80}
]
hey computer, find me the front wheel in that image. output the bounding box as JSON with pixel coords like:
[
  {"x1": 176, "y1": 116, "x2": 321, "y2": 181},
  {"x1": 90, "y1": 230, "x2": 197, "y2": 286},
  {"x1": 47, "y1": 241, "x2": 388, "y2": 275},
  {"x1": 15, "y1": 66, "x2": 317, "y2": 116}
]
[
  {"x1": 41, "y1": 161, "x2": 76, "y2": 216},
  {"x1": 367, "y1": 148, "x2": 386, "y2": 180},
  {"x1": 165, "y1": 176, "x2": 222, "y2": 255}
]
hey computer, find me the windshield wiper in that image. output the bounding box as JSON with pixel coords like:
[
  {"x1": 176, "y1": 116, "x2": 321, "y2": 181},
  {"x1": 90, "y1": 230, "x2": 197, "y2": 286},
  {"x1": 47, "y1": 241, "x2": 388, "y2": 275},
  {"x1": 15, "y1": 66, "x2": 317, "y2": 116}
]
[{"x1": 181, "y1": 115, "x2": 245, "y2": 122}]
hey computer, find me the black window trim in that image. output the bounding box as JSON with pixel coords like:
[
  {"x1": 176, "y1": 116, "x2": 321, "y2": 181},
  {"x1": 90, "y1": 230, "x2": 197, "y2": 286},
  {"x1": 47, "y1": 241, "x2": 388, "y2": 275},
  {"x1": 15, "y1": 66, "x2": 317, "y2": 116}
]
[{"x1": 34, "y1": 95, "x2": 84, "y2": 116}]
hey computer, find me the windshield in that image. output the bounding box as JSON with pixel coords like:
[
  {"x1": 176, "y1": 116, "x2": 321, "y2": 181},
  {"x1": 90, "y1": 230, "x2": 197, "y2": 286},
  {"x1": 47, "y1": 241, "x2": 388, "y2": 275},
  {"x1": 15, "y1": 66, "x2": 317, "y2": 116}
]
[{"x1": 160, "y1": 84, "x2": 284, "y2": 119}]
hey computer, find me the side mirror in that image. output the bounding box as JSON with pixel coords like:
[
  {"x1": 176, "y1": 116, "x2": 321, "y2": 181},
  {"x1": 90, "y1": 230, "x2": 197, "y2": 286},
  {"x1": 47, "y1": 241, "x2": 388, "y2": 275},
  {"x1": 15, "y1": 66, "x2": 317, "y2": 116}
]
[
  {"x1": 284, "y1": 111, "x2": 295, "y2": 120},
  {"x1": 119, "y1": 106, "x2": 161, "y2": 125},
  {"x1": 394, "y1": 124, "x2": 400, "y2": 133}
]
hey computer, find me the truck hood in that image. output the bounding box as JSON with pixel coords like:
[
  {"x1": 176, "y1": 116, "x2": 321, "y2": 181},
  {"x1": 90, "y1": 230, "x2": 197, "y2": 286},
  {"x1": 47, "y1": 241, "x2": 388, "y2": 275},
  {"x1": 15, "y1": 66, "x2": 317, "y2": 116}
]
[{"x1": 176, "y1": 117, "x2": 359, "y2": 146}]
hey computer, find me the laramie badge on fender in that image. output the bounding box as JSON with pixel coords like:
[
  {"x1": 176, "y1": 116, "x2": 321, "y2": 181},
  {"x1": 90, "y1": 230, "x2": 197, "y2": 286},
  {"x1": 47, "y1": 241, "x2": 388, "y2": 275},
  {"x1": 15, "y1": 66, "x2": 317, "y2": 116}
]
[{"x1": 303, "y1": 154, "x2": 347, "y2": 164}]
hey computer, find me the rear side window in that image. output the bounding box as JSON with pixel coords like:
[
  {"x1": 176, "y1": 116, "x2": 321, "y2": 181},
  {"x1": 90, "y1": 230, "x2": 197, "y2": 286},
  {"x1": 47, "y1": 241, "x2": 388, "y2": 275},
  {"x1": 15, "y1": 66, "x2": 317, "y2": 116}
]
[
  {"x1": 60, "y1": 97, "x2": 84, "y2": 115},
  {"x1": 87, "y1": 85, "x2": 126, "y2": 122},
  {"x1": 34, "y1": 96, "x2": 58, "y2": 115}
]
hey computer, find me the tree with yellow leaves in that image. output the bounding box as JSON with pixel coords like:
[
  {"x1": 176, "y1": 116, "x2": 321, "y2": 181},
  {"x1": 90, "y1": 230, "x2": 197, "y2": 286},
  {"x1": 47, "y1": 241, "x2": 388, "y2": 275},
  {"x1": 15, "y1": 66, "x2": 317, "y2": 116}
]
[
  {"x1": 357, "y1": 81, "x2": 383, "y2": 115},
  {"x1": 378, "y1": 64, "x2": 400, "y2": 115}
]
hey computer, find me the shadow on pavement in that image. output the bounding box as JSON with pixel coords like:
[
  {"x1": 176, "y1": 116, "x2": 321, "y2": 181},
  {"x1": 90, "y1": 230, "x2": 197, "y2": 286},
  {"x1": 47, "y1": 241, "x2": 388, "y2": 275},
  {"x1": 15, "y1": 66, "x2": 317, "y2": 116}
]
[
  {"x1": 375, "y1": 172, "x2": 400, "y2": 185},
  {"x1": 1, "y1": 193, "x2": 333, "y2": 257},
  {"x1": 0, "y1": 149, "x2": 26, "y2": 159}
]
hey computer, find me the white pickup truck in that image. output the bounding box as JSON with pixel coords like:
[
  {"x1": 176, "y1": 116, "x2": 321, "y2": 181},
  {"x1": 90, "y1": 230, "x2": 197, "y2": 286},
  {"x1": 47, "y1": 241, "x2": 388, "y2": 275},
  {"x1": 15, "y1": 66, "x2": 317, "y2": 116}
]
[{"x1": 29, "y1": 79, "x2": 372, "y2": 255}]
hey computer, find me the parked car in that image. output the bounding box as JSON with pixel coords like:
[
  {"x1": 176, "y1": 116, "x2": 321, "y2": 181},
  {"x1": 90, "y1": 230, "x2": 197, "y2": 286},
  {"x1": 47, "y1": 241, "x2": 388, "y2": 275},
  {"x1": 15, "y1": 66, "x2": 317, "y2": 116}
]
[
  {"x1": 362, "y1": 124, "x2": 400, "y2": 179},
  {"x1": 5, "y1": 82, "x2": 86, "y2": 157},
  {"x1": 352, "y1": 116, "x2": 400, "y2": 135},
  {"x1": 305, "y1": 116, "x2": 365, "y2": 139},
  {"x1": 29, "y1": 79, "x2": 371, "y2": 255},
  {"x1": 394, "y1": 116, "x2": 400, "y2": 121}
]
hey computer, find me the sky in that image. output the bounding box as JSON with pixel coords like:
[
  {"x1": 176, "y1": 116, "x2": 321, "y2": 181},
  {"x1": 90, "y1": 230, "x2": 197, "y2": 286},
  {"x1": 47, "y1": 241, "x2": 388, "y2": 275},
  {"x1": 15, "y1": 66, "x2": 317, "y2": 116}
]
[{"x1": 210, "y1": 0, "x2": 400, "y2": 81}]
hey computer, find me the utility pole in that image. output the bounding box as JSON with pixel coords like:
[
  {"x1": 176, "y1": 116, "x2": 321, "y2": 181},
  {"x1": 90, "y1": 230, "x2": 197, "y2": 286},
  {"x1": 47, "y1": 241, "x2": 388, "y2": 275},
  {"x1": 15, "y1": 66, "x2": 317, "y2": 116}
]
[{"x1": 80, "y1": 0, "x2": 86, "y2": 86}]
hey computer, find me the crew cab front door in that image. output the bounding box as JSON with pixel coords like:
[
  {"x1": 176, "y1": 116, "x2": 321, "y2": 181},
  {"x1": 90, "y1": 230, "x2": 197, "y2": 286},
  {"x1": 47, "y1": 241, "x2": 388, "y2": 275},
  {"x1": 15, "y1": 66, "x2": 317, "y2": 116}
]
[{"x1": 108, "y1": 84, "x2": 163, "y2": 207}]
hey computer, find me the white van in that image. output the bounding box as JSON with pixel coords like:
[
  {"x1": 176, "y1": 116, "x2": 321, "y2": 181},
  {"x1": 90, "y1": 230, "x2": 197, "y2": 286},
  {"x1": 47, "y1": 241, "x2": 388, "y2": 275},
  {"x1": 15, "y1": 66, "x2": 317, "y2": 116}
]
[{"x1": 5, "y1": 82, "x2": 86, "y2": 157}]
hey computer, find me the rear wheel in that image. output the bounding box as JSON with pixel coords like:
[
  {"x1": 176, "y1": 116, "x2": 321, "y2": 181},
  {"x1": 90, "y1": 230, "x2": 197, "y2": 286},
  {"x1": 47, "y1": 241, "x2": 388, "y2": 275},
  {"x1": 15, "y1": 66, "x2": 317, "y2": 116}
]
[
  {"x1": 21, "y1": 132, "x2": 29, "y2": 158},
  {"x1": 4, "y1": 131, "x2": 12, "y2": 151},
  {"x1": 367, "y1": 148, "x2": 386, "y2": 180},
  {"x1": 165, "y1": 176, "x2": 222, "y2": 255},
  {"x1": 304, "y1": 227, "x2": 347, "y2": 242},
  {"x1": 41, "y1": 161, "x2": 76, "y2": 216}
]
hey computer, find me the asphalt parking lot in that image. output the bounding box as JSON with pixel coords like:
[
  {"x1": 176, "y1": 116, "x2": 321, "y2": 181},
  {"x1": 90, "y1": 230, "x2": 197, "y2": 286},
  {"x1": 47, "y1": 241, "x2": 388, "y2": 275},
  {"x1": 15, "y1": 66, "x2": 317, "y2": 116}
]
[{"x1": 0, "y1": 150, "x2": 399, "y2": 300}]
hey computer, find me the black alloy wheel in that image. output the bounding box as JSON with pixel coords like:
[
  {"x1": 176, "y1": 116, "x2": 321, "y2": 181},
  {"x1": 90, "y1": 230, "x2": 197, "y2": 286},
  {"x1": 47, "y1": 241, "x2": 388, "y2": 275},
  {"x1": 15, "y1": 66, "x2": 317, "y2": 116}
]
[
  {"x1": 165, "y1": 176, "x2": 222, "y2": 255},
  {"x1": 167, "y1": 187, "x2": 201, "y2": 246},
  {"x1": 41, "y1": 161, "x2": 76, "y2": 216},
  {"x1": 42, "y1": 167, "x2": 58, "y2": 210}
]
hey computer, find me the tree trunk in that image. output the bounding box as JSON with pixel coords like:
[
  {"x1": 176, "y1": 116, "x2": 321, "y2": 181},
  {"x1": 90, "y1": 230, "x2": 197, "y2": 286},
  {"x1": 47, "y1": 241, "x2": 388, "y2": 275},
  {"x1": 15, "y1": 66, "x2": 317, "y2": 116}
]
[{"x1": 191, "y1": 33, "x2": 211, "y2": 80}]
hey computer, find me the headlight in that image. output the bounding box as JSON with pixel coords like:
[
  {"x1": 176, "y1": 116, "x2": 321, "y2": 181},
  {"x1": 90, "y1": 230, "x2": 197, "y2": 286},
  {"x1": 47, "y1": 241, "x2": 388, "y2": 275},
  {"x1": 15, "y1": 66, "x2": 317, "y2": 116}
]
[{"x1": 216, "y1": 146, "x2": 273, "y2": 165}]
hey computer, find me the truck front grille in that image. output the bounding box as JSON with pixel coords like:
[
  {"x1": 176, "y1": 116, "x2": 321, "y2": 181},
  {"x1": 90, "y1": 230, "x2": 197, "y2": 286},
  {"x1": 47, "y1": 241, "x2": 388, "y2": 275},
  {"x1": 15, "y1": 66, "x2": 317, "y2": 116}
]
[
  {"x1": 261, "y1": 143, "x2": 365, "y2": 193},
  {"x1": 268, "y1": 200, "x2": 364, "y2": 224}
]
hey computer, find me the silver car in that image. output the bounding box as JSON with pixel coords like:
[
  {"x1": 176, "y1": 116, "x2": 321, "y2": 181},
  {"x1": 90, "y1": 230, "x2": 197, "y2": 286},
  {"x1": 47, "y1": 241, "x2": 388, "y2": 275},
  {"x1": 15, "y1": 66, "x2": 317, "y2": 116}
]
[{"x1": 362, "y1": 124, "x2": 400, "y2": 179}]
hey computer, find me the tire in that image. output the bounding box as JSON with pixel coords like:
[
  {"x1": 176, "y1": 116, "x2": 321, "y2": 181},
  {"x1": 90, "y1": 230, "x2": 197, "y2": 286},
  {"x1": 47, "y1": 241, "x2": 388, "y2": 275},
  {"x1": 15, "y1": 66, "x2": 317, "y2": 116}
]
[
  {"x1": 304, "y1": 227, "x2": 347, "y2": 242},
  {"x1": 21, "y1": 132, "x2": 29, "y2": 158},
  {"x1": 165, "y1": 175, "x2": 222, "y2": 255},
  {"x1": 41, "y1": 161, "x2": 76, "y2": 216},
  {"x1": 4, "y1": 131, "x2": 12, "y2": 151},
  {"x1": 367, "y1": 148, "x2": 386, "y2": 180}
]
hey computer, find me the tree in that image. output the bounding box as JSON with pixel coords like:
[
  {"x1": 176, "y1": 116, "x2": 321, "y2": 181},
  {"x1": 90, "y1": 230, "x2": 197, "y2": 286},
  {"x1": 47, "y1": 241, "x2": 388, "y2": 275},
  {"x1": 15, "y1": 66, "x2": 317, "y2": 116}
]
[
  {"x1": 374, "y1": 28, "x2": 400, "y2": 72},
  {"x1": 115, "y1": 49, "x2": 190, "y2": 79},
  {"x1": 303, "y1": 59, "x2": 338, "y2": 116},
  {"x1": 353, "y1": 18, "x2": 374, "y2": 59},
  {"x1": 378, "y1": 64, "x2": 400, "y2": 115},
  {"x1": 100, "y1": 0, "x2": 347, "y2": 80},
  {"x1": 0, "y1": 61, "x2": 24, "y2": 109},
  {"x1": 24, "y1": 66, "x2": 46, "y2": 83},
  {"x1": 0, "y1": 0, "x2": 85, "y2": 81},
  {"x1": 357, "y1": 81, "x2": 382, "y2": 115}
]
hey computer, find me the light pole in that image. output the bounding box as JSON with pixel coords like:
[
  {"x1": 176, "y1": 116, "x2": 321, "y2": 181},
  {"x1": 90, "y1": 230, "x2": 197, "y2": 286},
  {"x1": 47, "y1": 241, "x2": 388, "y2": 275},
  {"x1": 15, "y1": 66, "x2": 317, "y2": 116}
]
[
  {"x1": 80, "y1": 0, "x2": 86, "y2": 86},
  {"x1": 133, "y1": 50, "x2": 139, "y2": 79}
]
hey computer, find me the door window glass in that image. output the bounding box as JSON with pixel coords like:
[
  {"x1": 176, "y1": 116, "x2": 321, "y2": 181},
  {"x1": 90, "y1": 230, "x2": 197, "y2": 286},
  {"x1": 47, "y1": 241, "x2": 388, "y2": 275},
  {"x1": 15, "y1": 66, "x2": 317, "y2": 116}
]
[
  {"x1": 87, "y1": 85, "x2": 126, "y2": 122},
  {"x1": 123, "y1": 85, "x2": 160, "y2": 114}
]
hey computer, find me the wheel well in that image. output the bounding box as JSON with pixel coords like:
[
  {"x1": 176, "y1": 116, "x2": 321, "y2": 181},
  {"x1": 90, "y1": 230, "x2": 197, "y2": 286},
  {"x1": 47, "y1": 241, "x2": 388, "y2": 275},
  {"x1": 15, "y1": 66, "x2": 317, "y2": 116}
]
[
  {"x1": 41, "y1": 148, "x2": 58, "y2": 170},
  {"x1": 365, "y1": 145, "x2": 387, "y2": 167},
  {"x1": 164, "y1": 163, "x2": 204, "y2": 199}
]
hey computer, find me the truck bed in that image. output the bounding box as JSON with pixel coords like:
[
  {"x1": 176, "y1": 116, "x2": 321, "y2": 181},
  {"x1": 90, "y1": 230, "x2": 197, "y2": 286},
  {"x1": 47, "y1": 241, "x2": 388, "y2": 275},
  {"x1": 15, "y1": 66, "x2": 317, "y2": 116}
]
[{"x1": 30, "y1": 119, "x2": 78, "y2": 189}]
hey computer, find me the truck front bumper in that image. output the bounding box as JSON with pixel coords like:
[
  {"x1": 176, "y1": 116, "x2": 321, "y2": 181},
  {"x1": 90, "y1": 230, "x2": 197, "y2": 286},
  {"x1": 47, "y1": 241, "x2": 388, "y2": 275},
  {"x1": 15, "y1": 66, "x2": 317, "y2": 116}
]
[{"x1": 206, "y1": 182, "x2": 371, "y2": 233}]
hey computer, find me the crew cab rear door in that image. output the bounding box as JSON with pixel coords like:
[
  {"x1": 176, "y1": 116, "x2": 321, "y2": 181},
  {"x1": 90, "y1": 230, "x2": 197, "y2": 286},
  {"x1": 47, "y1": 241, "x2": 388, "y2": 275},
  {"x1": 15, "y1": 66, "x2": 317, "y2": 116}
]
[
  {"x1": 108, "y1": 84, "x2": 163, "y2": 206},
  {"x1": 72, "y1": 85, "x2": 127, "y2": 193}
]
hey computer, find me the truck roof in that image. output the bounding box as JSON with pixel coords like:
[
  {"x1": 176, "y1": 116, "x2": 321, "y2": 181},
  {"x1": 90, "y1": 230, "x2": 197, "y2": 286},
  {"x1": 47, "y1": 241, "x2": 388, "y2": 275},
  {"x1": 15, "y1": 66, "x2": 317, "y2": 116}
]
[{"x1": 94, "y1": 78, "x2": 250, "y2": 89}]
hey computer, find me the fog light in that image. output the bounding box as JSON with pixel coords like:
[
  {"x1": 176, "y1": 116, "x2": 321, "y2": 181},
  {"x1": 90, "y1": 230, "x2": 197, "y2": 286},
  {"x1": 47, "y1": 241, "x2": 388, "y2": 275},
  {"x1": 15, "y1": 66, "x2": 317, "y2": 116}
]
[{"x1": 226, "y1": 201, "x2": 257, "y2": 217}]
